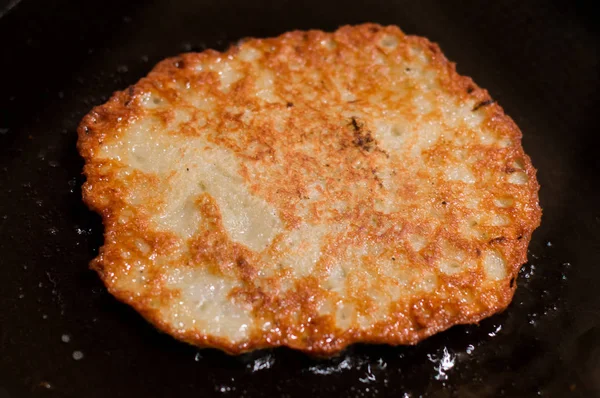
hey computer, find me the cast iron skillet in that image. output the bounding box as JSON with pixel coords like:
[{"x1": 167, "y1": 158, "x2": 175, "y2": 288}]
[{"x1": 1, "y1": 0, "x2": 599, "y2": 397}]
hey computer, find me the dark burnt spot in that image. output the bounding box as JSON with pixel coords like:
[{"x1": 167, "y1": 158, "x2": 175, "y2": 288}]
[
  {"x1": 405, "y1": 67, "x2": 411, "y2": 72},
  {"x1": 350, "y1": 117, "x2": 360, "y2": 132},
  {"x1": 509, "y1": 277, "x2": 516, "y2": 288},
  {"x1": 391, "y1": 257, "x2": 396, "y2": 261},
  {"x1": 286, "y1": 102, "x2": 294, "y2": 108},
  {"x1": 369, "y1": 26, "x2": 380, "y2": 33},
  {"x1": 354, "y1": 131, "x2": 375, "y2": 151},
  {"x1": 466, "y1": 86, "x2": 475, "y2": 94},
  {"x1": 517, "y1": 235, "x2": 523, "y2": 240},
  {"x1": 489, "y1": 236, "x2": 506, "y2": 244},
  {"x1": 83, "y1": 126, "x2": 91, "y2": 135},
  {"x1": 504, "y1": 166, "x2": 517, "y2": 174},
  {"x1": 298, "y1": 193, "x2": 309, "y2": 200},
  {"x1": 174, "y1": 59, "x2": 185, "y2": 69},
  {"x1": 236, "y1": 257, "x2": 249, "y2": 268},
  {"x1": 476, "y1": 248, "x2": 482, "y2": 257},
  {"x1": 372, "y1": 168, "x2": 384, "y2": 188},
  {"x1": 350, "y1": 117, "x2": 375, "y2": 152},
  {"x1": 376, "y1": 147, "x2": 390, "y2": 158},
  {"x1": 441, "y1": 201, "x2": 447, "y2": 205},
  {"x1": 124, "y1": 86, "x2": 135, "y2": 106},
  {"x1": 473, "y1": 99, "x2": 496, "y2": 111}
]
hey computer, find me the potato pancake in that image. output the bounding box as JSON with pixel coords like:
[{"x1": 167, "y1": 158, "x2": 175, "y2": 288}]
[{"x1": 78, "y1": 24, "x2": 541, "y2": 355}]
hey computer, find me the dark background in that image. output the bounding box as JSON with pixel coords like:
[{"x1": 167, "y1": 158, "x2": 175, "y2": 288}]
[{"x1": 1, "y1": 0, "x2": 599, "y2": 397}]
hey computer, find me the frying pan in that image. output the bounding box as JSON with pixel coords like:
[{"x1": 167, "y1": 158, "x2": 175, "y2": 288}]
[{"x1": 1, "y1": 0, "x2": 599, "y2": 396}]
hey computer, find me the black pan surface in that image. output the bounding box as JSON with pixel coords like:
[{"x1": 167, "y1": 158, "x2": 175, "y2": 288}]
[{"x1": 1, "y1": 0, "x2": 599, "y2": 397}]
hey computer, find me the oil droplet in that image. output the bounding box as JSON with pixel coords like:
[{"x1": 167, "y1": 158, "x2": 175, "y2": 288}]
[
  {"x1": 359, "y1": 364, "x2": 377, "y2": 383},
  {"x1": 75, "y1": 227, "x2": 93, "y2": 235},
  {"x1": 39, "y1": 381, "x2": 52, "y2": 389},
  {"x1": 488, "y1": 324, "x2": 502, "y2": 337},
  {"x1": 72, "y1": 351, "x2": 84, "y2": 360},
  {"x1": 194, "y1": 352, "x2": 202, "y2": 361},
  {"x1": 528, "y1": 313, "x2": 538, "y2": 326},
  {"x1": 217, "y1": 385, "x2": 235, "y2": 393},
  {"x1": 307, "y1": 355, "x2": 358, "y2": 375},
  {"x1": 61, "y1": 334, "x2": 71, "y2": 343},
  {"x1": 427, "y1": 347, "x2": 455, "y2": 381},
  {"x1": 521, "y1": 264, "x2": 536, "y2": 279},
  {"x1": 248, "y1": 353, "x2": 275, "y2": 372}
]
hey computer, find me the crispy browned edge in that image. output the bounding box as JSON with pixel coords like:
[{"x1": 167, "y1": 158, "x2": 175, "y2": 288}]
[{"x1": 77, "y1": 23, "x2": 542, "y2": 356}]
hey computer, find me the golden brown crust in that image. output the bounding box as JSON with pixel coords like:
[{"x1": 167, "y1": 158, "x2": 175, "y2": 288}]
[{"x1": 78, "y1": 23, "x2": 541, "y2": 355}]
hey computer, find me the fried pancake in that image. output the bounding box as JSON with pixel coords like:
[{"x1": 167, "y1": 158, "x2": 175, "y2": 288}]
[{"x1": 78, "y1": 24, "x2": 541, "y2": 355}]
